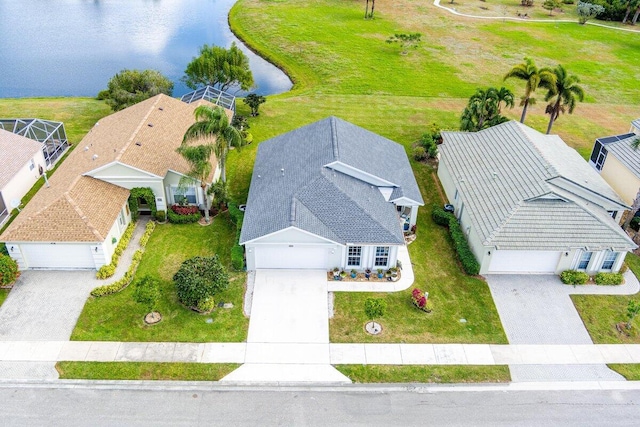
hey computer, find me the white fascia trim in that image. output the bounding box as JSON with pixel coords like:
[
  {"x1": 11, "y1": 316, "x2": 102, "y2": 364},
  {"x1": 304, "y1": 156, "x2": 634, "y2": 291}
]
[
  {"x1": 389, "y1": 196, "x2": 424, "y2": 206},
  {"x1": 324, "y1": 161, "x2": 397, "y2": 187},
  {"x1": 85, "y1": 161, "x2": 162, "y2": 179},
  {"x1": 241, "y1": 226, "x2": 339, "y2": 245}
]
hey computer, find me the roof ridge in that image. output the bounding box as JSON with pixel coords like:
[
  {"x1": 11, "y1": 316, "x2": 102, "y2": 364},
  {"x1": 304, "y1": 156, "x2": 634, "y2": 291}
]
[
  {"x1": 514, "y1": 121, "x2": 560, "y2": 179},
  {"x1": 330, "y1": 116, "x2": 339, "y2": 160},
  {"x1": 115, "y1": 95, "x2": 162, "y2": 162},
  {"x1": 63, "y1": 187, "x2": 104, "y2": 240},
  {"x1": 484, "y1": 201, "x2": 523, "y2": 245}
]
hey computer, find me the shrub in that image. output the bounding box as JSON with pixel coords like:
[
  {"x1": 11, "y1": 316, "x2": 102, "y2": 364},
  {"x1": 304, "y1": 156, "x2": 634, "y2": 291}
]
[
  {"x1": 228, "y1": 202, "x2": 245, "y2": 271},
  {"x1": 594, "y1": 272, "x2": 623, "y2": 286},
  {"x1": 91, "y1": 250, "x2": 144, "y2": 297},
  {"x1": 96, "y1": 264, "x2": 116, "y2": 280},
  {"x1": 171, "y1": 205, "x2": 199, "y2": 215},
  {"x1": 0, "y1": 254, "x2": 20, "y2": 286},
  {"x1": 133, "y1": 275, "x2": 160, "y2": 313},
  {"x1": 0, "y1": 243, "x2": 8, "y2": 256},
  {"x1": 96, "y1": 221, "x2": 136, "y2": 279},
  {"x1": 155, "y1": 210, "x2": 166, "y2": 222},
  {"x1": 364, "y1": 298, "x2": 386, "y2": 321},
  {"x1": 432, "y1": 204, "x2": 454, "y2": 226},
  {"x1": 413, "y1": 146, "x2": 427, "y2": 161},
  {"x1": 167, "y1": 207, "x2": 201, "y2": 224},
  {"x1": 411, "y1": 288, "x2": 432, "y2": 312},
  {"x1": 196, "y1": 296, "x2": 216, "y2": 313},
  {"x1": 173, "y1": 255, "x2": 229, "y2": 309},
  {"x1": 231, "y1": 245, "x2": 244, "y2": 271},
  {"x1": 432, "y1": 206, "x2": 479, "y2": 275},
  {"x1": 560, "y1": 270, "x2": 589, "y2": 285},
  {"x1": 139, "y1": 221, "x2": 156, "y2": 248}
]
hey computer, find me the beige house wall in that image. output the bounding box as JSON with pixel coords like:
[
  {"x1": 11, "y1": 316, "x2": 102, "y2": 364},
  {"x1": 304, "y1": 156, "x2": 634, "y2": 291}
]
[{"x1": 600, "y1": 155, "x2": 640, "y2": 206}]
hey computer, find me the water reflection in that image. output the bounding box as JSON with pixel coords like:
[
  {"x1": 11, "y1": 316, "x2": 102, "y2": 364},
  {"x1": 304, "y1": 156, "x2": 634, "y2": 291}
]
[{"x1": 0, "y1": 0, "x2": 292, "y2": 98}]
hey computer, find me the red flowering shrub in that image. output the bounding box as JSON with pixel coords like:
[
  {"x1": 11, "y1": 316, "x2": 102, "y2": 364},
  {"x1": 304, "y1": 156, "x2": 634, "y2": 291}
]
[
  {"x1": 171, "y1": 205, "x2": 199, "y2": 215},
  {"x1": 411, "y1": 288, "x2": 431, "y2": 312}
]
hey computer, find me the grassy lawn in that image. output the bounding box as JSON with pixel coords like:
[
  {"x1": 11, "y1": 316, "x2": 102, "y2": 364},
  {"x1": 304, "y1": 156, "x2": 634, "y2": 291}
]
[
  {"x1": 0, "y1": 289, "x2": 10, "y2": 307},
  {"x1": 571, "y1": 253, "x2": 640, "y2": 344},
  {"x1": 56, "y1": 362, "x2": 239, "y2": 381},
  {"x1": 335, "y1": 364, "x2": 511, "y2": 383},
  {"x1": 71, "y1": 214, "x2": 249, "y2": 342},
  {"x1": 608, "y1": 364, "x2": 640, "y2": 380}
]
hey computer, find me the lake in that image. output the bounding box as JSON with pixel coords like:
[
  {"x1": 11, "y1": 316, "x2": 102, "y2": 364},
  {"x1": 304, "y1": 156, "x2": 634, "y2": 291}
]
[{"x1": 0, "y1": 0, "x2": 292, "y2": 98}]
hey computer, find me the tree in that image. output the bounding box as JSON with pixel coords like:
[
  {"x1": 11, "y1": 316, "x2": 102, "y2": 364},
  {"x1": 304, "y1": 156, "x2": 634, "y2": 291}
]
[
  {"x1": 182, "y1": 105, "x2": 244, "y2": 183},
  {"x1": 364, "y1": 298, "x2": 386, "y2": 324},
  {"x1": 622, "y1": 0, "x2": 640, "y2": 23},
  {"x1": 627, "y1": 300, "x2": 640, "y2": 329},
  {"x1": 544, "y1": 65, "x2": 585, "y2": 134},
  {"x1": 243, "y1": 93, "x2": 266, "y2": 116},
  {"x1": 365, "y1": 0, "x2": 376, "y2": 18},
  {"x1": 176, "y1": 143, "x2": 215, "y2": 223},
  {"x1": 577, "y1": 1, "x2": 605, "y2": 24},
  {"x1": 543, "y1": 0, "x2": 560, "y2": 15},
  {"x1": 101, "y1": 69, "x2": 173, "y2": 111},
  {"x1": 386, "y1": 33, "x2": 422, "y2": 55},
  {"x1": 208, "y1": 179, "x2": 231, "y2": 211},
  {"x1": 173, "y1": 255, "x2": 229, "y2": 310},
  {"x1": 133, "y1": 275, "x2": 160, "y2": 318},
  {"x1": 183, "y1": 43, "x2": 254, "y2": 92},
  {"x1": 504, "y1": 57, "x2": 556, "y2": 123},
  {"x1": 460, "y1": 87, "x2": 514, "y2": 132}
]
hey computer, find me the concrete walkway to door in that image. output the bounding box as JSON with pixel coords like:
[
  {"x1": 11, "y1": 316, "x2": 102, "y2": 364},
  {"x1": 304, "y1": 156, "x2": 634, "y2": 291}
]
[{"x1": 221, "y1": 270, "x2": 350, "y2": 383}]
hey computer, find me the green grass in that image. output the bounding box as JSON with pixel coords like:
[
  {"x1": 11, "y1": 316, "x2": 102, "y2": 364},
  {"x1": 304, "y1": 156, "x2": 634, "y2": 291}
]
[
  {"x1": 71, "y1": 215, "x2": 249, "y2": 342},
  {"x1": 0, "y1": 289, "x2": 10, "y2": 307},
  {"x1": 608, "y1": 364, "x2": 640, "y2": 380},
  {"x1": 56, "y1": 362, "x2": 239, "y2": 381},
  {"x1": 335, "y1": 364, "x2": 511, "y2": 383},
  {"x1": 571, "y1": 253, "x2": 640, "y2": 344}
]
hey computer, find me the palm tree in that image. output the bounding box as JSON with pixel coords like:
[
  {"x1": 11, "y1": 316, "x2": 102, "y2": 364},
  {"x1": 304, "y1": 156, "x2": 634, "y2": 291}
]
[
  {"x1": 544, "y1": 65, "x2": 585, "y2": 134},
  {"x1": 176, "y1": 144, "x2": 215, "y2": 223},
  {"x1": 504, "y1": 57, "x2": 556, "y2": 123},
  {"x1": 182, "y1": 105, "x2": 243, "y2": 182},
  {"x1": 460, "y1": 87, "x2": 513, "y2": 132}
]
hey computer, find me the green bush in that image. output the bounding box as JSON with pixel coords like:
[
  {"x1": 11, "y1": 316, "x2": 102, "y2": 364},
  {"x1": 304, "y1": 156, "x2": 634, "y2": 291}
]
[
  {"x1": 196, "y1": 296, "x2": 216, "y2": 313},
  {"x1": 231, "y1": 245, "x2": 244, "y2": 271},
  {"x1": 0, "y1": 254, "x2": 20, "y2": 286},
  {"x1": 413, "y1": 146, "x2": 427, "y2": 161},
  {"x1": 173, "y1": 255, "x2": 229, "y2": 309},
  {"x1": 139, "y1": 221, "x2": 156, "y2": 248},
  {"x1": 91, "y1": 250, "x2": 143, "y2": 297},
  {"x1": 0, "y1": 243, "x2": 8, "y2": 256},
  {"x1": 155, "y1": 210, "x2": 166, "y2": 222},
  {"x1": 228, "y1": 202, "x2": 245, "y2": 271},
  {"x1": 96, "y1": 221, "x2": 136, "y2": 279},
  {"x1": 167, "y1": 208, "x2": 201, "y2": 224},
  {"x1": 431, "y1": 204, "x2": 454, "y2": 226},
  {"x1": 560, "y1": 270, "x2": 589, "y2": 285},
  {"x1": 431, "y1": 206, "x2": 479, "y2": 275},
  {"x1": 96, "y1": 264, "x2": 116, "y2": 280},
  {"x1": 594, "y1": 272, "x2": 624, "y2": 286},
  {"x1": 133, "y1": 275, "x2": 160, "y2": 313}
]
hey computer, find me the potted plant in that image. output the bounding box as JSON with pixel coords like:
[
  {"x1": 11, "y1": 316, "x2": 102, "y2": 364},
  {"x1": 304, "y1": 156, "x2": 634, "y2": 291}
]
[
  {"x1": 364, "y1": 269, "x2": 371, "y2": 280},
  {"x1": 390, "y1": 267, "x2": 399, "y2": 281},
  {"x1": 340, "y1": 270, "x2": 347, "y2": 279},
  {"x1": 332, "y1": 267, "x2": 340, "y2": 280},
  {"x1": 377, "y1": 268, "x2": 384, "y2": 279},
  {"x1": 350, "y1": 269, "x2": 357, "y2": 278}
]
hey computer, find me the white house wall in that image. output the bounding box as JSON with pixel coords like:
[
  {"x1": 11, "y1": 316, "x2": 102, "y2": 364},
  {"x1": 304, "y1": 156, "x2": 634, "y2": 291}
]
[
  {"x1": 1, "y1": 149, "x2": 46, "y2": 211},
  {"x1": 99, "y1": 202, "x2": 132, "y2": 266},
  {"x1": 163, "y1": 170, "x2": 203, "y2": 208}
]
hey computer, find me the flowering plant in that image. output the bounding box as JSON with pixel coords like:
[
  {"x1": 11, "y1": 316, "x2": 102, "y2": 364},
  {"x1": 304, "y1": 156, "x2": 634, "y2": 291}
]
[{"x1": 411, "y1": 288, "x2": 431, "y2": 312}]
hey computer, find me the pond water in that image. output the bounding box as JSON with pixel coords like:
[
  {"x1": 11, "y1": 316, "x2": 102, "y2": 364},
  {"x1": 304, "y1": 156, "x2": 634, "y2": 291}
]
[{"x1": 0, "y1": 0, "x2": 292, "y2": 98}]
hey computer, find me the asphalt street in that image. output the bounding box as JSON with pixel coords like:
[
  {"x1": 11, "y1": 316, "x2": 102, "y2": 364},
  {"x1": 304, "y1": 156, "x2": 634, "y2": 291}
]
[{"x1": 1, "y1": 382, "x2": 639, "y2": 426}]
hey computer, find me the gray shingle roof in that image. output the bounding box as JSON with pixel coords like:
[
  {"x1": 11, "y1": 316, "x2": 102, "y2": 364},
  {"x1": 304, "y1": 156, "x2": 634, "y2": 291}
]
[
  {"x1": 240, "y1": 117, "x2": 423, "y2": 244},
  {"x1": 599, "y1": 133, "x2": 640, "y2": 178},
  {"x1": 440, "y1": 121, "x2": 635, "y2": 251}
]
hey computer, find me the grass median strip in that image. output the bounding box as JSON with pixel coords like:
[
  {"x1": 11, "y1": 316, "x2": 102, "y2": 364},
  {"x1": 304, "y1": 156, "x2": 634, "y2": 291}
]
[
  {"x1": 56, "y1": 362, "x2": 240, "y2": 381},
  {"x1": 607, "y1": 364, "x2": 640, "y2": 381},
  {"x1": 335, "y1": 365, "x2": 511, "y2": 383}
]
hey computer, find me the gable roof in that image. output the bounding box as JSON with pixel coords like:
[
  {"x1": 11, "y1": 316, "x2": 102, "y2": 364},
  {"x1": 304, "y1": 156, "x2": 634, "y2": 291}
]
[
  {"x1": 240, "y1": 117, "x2": 423, "y2": 245},
  {"x1": 440, "y1": 121, "x2": 635, "y2": 251},
  {"x1": 1, "y1": 94, "x2": 228, "y2": 243},
  {"x1": 0, "y1": 129, "x2": 43, "y2": 189},
  {"x1": 597, "y1": 132, "x2": 640, "y2": 178}
]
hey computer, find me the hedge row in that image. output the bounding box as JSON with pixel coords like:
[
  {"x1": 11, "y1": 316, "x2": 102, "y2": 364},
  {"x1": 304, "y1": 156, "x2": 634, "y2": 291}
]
[
  {"x1": 228, "y1": 202, "x2": 244, "y2": 271},
  {"x1": 167, "y1": 208, "x2": 201, "y2": 224},
  {"x1": 594, "y1": 272, "x2": 624, "y2": 285},
  {"x1": 91, "y1": 250, "x2": 144, "y2": 297},
  {"x1": 139, "y1": 221, "x2": 156, "y2": 248},
  {"x1": 560, "y1": 269, "x2": 590, "y2": 285},
  {"x1": 0, "y1": 254, "x2": 20, "y2": 287},
  {"x1": 96, "y1": 222, "x2": 136, "y2": 279},
  {"x1": 431, "y1": 205, "x2": 480, "y2": 275}
]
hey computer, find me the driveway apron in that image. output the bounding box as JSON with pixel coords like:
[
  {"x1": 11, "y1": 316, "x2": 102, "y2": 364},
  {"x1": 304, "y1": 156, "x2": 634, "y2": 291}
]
[{"x1": 486, "y1": 274, "x2": 630, "y2": 382}]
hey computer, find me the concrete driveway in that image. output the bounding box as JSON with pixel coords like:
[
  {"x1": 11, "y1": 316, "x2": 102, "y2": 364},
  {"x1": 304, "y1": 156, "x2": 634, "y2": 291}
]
[
  {"x1": 247, "y1": 269, "x2": 329, "y2": 344},
  {"x1": 0, "y1": 270, "x2": 96, "y2": 341},
  {"x1": 486, "y1": 273, "x2": 639, "y2": 382}
]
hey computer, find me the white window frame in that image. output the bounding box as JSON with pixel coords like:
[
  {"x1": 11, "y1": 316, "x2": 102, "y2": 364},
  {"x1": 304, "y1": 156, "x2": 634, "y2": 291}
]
[
  {"x1": 601, "y1": 251, "x2": 618, "y2": 271},
  {"x1": 577, "y1": 251, "x2": 592, "y2": 270},
  {"x1": 347, "y1": 246, "x2": 362, "y2": 267},
  {"x1": 374, "y1": 246, "x2": 390, "y2": 267}
]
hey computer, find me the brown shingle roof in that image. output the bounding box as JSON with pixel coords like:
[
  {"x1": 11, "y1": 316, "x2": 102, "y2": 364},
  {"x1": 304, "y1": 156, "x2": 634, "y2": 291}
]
[
  {"x1": 0, "y1": 129, "x2": 43, "y2": 189},
  {"x1": 1, "y1": 94, "x2": 228, "y2": 243}
]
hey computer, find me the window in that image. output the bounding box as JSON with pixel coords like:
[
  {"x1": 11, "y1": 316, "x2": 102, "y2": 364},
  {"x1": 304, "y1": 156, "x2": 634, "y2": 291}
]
[
  {"x1": 578, "y1": 251, "x2": 592, "y2": 270},
  {"x1": 374, "y1": 246, "x2": 390, "y2": 267},
  {"x1": 347, "y1": 246, "x2": 362, "y2": 267},
  {"x1": 118, "y1": 210, "x2": 125, "y2": 226},
  {"x1": 590, "y1": 141, "x2": 607, "y2": 171},
  {"x1": 173, "y1": 186, "x2": 197, "y2": 204},
  {"x1": 601, "y1": 251, "x2": 618, "y2": 270}
]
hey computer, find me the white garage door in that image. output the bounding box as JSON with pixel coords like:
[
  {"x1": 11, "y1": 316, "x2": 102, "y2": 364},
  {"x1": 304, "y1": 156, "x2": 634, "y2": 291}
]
[
  {"x1": 255, "y1": 245, "x2": 328, "y2": 269},
  {"x1": 489, "y1": 250, "x2": 561, "y2": 274},
  {"x1": 20, "y1": 244, "x2": 95, "y2": 269}
]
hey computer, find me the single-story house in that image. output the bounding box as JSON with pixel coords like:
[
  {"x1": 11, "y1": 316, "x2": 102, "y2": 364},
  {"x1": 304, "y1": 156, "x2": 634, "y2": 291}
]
[
  {"x1": 438, "y1": 121, "x2": 636, "y2": 275},
  {"x1": 1, "y1": 92, "x2": 233, "y2": 270},
  {"x1": 240, "y1": 116, "x2": 424, "y2": 270},
  {"x1": 0, "y1": 130, "x2": 47, "y2": 225},
  {"x1": 588, "y1": 119, "x2": 640, "y2": 208},
  {"x1": 0, "y1": 118, "x2": 69, "y2": 166}
]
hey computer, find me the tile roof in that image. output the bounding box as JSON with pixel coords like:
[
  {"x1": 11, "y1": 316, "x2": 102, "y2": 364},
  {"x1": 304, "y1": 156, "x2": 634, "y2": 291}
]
[
  {"x1": 440, "y1": 121, "x2": 635, "y2": 251},
  {"x1": 1, "y1": 94, "x2": 229, "y2": 243},
  {"x1": 598, "y1": 133, "x2": 640, "y2": 178},
  {"x1": 0, "y1": 129, "x2": 43, "y2": 189},
  {"x1": 240, "y1": 117, "x2": 423, "y2": 245}
]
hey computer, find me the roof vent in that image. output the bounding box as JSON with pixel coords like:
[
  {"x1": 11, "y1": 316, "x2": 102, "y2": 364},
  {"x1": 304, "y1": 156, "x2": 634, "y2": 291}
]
[
  {"x1": 281, "y1": 168, "x2": 285, "y2": 176},
  {"x1": 257, "y1": 175, "x2": 261, "y2": 178},
  {"x1": 158, "y1": 107, "x2": 164, "y2": 111},
  {"x1": 148, "y1": 123, "x2": 153, "y2": 127},
  {"x1": 84, "y1": 146, "x2": 89, "y2": 151},
  {"x1": 92, "y1": 154, "x2": 99, "y2": 161},
  {"x1": 492, "y1": 172, "x2": 498, "y2": 179},
  {"x1": 135, "y1": 142, "x2": 142, "y2": 147}
]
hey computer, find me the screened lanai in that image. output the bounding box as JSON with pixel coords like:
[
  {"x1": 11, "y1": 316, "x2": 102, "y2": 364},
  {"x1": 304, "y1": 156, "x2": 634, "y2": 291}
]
[
  {"x1": 180, "y1": 85, "x2": 236, "y2": 112},
  {"x1": 0, "y1": 118, "x2": 69, "y2": 166}
]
